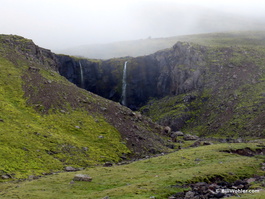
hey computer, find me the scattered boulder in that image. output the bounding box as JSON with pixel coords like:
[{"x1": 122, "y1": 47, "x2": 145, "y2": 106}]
[
  {"x1": 203, "y1": 141, "x2": 213, "y2": 145},
  {"x1": 175, "y1": 131, "x2": 184, "y2": 136},
  {"x1": 184, "y1": 134, "x2": 199, "y2": 141},
  {"x1": 65, "y1": 166, "x2": 79, "y2": 172},
  {"x1": 73, "y1": 174, "x2": 92, "y2": 182},
  {"x1": 170, "y1": 131, "x2": 184, "y2": 138},
  {"x1": 28, "y1": 66, "x2": 40, "y2": 72},
  {"x1": 190, "y1": 141, "x2": 201, "y2": 147},
  {"x1": 184, "y1": 191, "x2": 195, "y2": 198},
  {"x1": 103, "y1": 162, "x2": 113, "y2": 167},
  {"x1": 1, "y1": 174, "x2": 12, "y2": 179},
  {"x1": 164, "y1": 126, "x2": 171, "y2": 134}
]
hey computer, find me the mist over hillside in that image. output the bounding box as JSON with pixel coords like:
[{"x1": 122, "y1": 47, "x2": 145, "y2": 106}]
[{"x1": 56, "y1": 6, "x2": 265, "y2": 59}]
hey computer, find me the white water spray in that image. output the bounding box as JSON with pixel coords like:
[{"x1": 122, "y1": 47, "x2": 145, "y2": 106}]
[
  {"x1": 79, "y1": 61, "x2": 84, "y2": 88},
  {"x1": 121, "y1": 61, "x2": 128, "y2": 106}
]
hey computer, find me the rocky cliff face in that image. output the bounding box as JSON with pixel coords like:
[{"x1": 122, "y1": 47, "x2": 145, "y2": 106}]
[
  {"x1": 57, "y1": 56, "x2": 127, "y2": 103},
  {"x1": 57, "y1": 42, "x2": 207, "y2": 110}
]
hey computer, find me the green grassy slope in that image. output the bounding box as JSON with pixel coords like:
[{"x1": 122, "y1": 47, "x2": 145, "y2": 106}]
[
  {"x1": 0, "y1": 142, "x2": 264, "y2": 198},
  {"x1": 0, "y1": 35, "x2": 172, "y2": 181},
  {"x1": 0, "y1": 55, "x2": 129, "y2": 179}
]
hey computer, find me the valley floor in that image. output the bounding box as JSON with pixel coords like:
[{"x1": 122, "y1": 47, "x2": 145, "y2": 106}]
[{"x1": 0, "y1": 140, "x2": 264, "y2": 199}]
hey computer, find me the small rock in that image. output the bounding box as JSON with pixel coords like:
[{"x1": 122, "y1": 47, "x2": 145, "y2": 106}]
[
  {"x1": 185, "y1": 191, "x2": 195, "y2": 198},
  {"x1": 190, "y1": 141, "x2": 201, "y2": 147},
  {"x1": 184, "y1": 134, "x2": 199, "y2": 141},
  {"x1": 1, "y1": 174, "x2": 11, "y2": 179},
  {"x1": 102, "y1": 197, "x2": 110, "y2": 199},
  {"x1": 203, "y1": 141, "x2": 213, "y2": 145},
  {"x1": 98, "y1": 135, "x2": 104, "y2": 139},
  {"x1": 73, "y1": 174, "x2": 92, "y2": 182},
  {"x1": 246, "y1": 178, "x2": 256, "y2": 184},
  {"x1": 103, "y1": 162, "x2": 113, "y2": 167},
  {"x1": 101, "y1": 107, "x2": 107, "y2": 111},
  {"x1": 164, "y1": 126, "x2": 171, "y2": 134},
  {"x1": 65, "y1": 166, "x2": 79, "y2": 172},
  {"x1": 175, "y1": 131, "x2": 184, "y2": 136},
  {"x1": 0, "y1": 119, "x2": 4, "y2": 122},
  {"x1": 28, "y1": 66, "x2": 40, "y2": 72},
  {"x1": 28, "y1": 175, "x2": 35, "y2": 180},
  {"x1": 171, "y1": 131, "x2": 183, "y2": 138},
  {"x1": 69, "y1": 180, "x2": 75, "y2": 184},
  {"x1": 75, "y1": 126, "x2": 81, "y2": 129}
]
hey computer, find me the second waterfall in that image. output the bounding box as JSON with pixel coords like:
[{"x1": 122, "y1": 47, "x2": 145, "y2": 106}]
[
  {"x1": 121, "y1": 61, "x2": 128, "y2": 106},
  {"x1": 79, "y1": 61, "x2": 84, "y2": 88}
]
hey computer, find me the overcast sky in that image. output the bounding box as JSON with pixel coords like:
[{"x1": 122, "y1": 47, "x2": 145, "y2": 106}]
[{"x1": 1, "y1": 0, "x2": 265, "y2": 50}]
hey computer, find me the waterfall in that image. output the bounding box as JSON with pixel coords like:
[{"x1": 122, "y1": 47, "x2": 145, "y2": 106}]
[
  {"x1": 79, "y1": 61, "x2": 84, "y2": 88},
  {"x1": 121, "y1": 61, "x2": 128, "y2": 106}
]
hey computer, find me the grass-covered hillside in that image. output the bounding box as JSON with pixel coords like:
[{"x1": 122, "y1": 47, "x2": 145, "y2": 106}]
[
  {"x1": 0, "y1": 35, "x2": 172, "y2": 180},
  {"x1": 1, "y1": 141, "x2": 264, "y2": 198}
]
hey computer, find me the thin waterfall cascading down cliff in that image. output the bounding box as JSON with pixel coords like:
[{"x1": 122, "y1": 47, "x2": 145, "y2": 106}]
[
  {"x1": 79, "y1": 61, "x2": 84, "y2": 88},
  {"x1": 121, "y1": 61, "x2": 128, "y2": 106}
]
